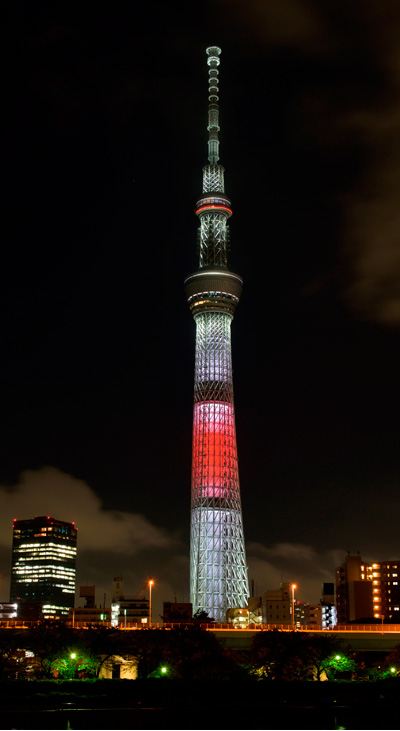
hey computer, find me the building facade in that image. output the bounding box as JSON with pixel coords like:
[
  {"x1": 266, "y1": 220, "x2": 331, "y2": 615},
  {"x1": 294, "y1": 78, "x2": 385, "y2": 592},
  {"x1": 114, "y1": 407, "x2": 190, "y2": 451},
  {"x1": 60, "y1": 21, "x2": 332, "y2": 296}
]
[
  {"x1": 162, "y1": 602, "x2": 193, "y2": 624},
  {"x1": 321, "y1": 582, "x2": 337, "y2": 629},
  {"x1": 295, "y1": 603, "x2": 322, "y2": 629},
  {"x1": 262, "y1": 583, "x2": 294, "y2": 626},
  {"x1": 0, "y1": 603, "x2": 17, "y2": 620},
  {"x1": 185, "y1": 46, "x2": 249, "y2": 622},
  {"x1": 335, "y1": 554, "x2": 400, "y2": 622},
  {"x1": 321, "y1": 603, "x2": 337, "y2": 630},
  {"x1": 71, "y1": 581, "x2": 149, "y2": 627},
  {"x1": 112, "y1": 598, "x2": 149, "y2": 627},
  {"x1": 375, "y1": 561, "x2": 400, "y2": 621},
  {"x1": 10, "y1": 516, "x2": 77, "y2": 619}
]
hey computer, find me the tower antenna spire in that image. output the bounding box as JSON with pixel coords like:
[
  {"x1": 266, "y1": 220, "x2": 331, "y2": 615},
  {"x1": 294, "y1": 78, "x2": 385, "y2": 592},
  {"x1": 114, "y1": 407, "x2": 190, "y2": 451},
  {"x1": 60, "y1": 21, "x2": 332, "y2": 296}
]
[{"x1": 206, "y1": 46, "x2": 221, "y2": 164}]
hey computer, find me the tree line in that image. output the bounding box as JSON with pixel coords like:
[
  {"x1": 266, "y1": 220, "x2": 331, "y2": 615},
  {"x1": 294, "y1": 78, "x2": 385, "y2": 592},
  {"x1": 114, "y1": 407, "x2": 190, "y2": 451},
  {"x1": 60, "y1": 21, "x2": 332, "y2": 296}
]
[{"x1": 0, "y1": 622, "x2": 399, "y2": 681}]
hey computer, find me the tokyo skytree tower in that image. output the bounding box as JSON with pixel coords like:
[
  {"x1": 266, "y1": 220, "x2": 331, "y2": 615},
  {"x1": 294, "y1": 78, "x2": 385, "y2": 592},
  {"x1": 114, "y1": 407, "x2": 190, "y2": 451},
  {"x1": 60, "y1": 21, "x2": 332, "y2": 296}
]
[{"x1": 184, "y1": 46, "x2": 249, "y2": 622}]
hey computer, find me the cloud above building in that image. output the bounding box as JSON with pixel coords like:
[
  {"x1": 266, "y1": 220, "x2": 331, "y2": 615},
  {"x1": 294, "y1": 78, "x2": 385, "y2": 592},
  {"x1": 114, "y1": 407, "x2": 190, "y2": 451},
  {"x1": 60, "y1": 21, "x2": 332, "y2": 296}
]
[
  {"x1": 221, "y1": 0, "x2": 400, "y2": 326},
  {"x1": 0, "y1": 467, "x2": 186, "y2": 619},
  {"x1": 247, "y1": 541, "x2": 344, "y2": 603},
  {"x1": 0, "y1": 466, "x2": 174, "y2": 553}
]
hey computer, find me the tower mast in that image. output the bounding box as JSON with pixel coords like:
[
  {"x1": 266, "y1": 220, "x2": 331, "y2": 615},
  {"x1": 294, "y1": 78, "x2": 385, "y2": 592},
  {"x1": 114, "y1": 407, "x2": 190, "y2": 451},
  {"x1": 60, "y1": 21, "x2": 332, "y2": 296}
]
[{"x1": 184, "y1": 46, "x2": 249, "y2": 622}]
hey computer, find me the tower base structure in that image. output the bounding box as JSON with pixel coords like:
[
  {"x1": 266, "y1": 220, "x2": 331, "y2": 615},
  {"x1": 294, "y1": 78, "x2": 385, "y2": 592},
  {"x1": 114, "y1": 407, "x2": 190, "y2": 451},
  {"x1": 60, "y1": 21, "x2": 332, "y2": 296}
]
[{"x1": 190, "y1": 506, "x2": 248, "y2": 622}]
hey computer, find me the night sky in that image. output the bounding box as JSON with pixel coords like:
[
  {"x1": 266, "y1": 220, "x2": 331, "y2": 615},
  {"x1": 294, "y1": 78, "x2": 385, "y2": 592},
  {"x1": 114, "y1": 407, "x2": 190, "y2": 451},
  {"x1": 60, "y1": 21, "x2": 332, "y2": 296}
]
[{"x1": 1, "y1": 1, "x2": 399, "y2": 619}]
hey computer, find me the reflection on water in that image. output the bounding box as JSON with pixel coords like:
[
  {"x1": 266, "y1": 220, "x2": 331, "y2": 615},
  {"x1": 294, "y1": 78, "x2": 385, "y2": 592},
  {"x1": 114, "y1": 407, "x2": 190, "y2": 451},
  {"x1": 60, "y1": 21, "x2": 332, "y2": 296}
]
[{"x1": 1, "y1": 705, "x2": 400, "y2": 731}]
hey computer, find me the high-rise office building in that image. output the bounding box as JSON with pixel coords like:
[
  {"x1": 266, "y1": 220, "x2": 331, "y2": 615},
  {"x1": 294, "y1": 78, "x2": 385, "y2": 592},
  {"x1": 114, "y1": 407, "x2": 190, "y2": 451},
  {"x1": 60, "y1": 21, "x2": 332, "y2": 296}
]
[
  {"x1": 10, "y1": 516, "x2": 77, "y2": 619},
  {"x1": 184, "y1": 46, "x2": 249, "y2": 622}
]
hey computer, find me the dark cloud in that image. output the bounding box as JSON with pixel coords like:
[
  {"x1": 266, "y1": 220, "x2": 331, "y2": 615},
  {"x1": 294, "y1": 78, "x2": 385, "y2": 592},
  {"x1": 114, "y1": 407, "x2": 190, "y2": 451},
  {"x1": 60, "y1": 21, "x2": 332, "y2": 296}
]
[
  {"x1": 220, "y1": 0, "x2": 400, "y2": 325},
  {"x1": 247, "y1": 541, "x2": 344, "y2": 603},
  {"x1": 0, "y1": 468, "x2": 186, "y2": 619},
  {"x1": 343, "y1": 110, "x2": 400, "y2": 325},
  {"x1": 0, "y1": 467, "x2": 174, "y2": 553}
]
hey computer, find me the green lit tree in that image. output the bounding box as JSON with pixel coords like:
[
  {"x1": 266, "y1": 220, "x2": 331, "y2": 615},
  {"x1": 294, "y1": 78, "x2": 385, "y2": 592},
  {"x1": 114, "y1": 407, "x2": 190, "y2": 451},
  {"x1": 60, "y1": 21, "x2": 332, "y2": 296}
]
[
  {"x1": 250, "y1": 630, "x2": 354, "y2": 681},
  {"x1": 304, "y1": 634, "x2": 348, "y2": 681},
  {"x1": 24, "y1": 621, "x2": 74, "y2": 678},
  {"x1": 373, "y1": 643, "x2": 400, "y2": 679},
  {"x1": 250, "y1": 630, "x2": 313, "y2": 680},
  {"x1": 321, "y1": 651, "x2": 357, "y2": 680},
  {"x1": 52, "y1": 651, "x2": 97, "y2": 679},
  {"x1": 23, "y1": 622, "x2": 102, "y2": 679}
]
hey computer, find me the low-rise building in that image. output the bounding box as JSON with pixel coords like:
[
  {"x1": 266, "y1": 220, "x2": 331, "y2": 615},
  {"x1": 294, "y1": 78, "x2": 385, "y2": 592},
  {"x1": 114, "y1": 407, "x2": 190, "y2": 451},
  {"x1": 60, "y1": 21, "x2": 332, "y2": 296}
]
[
  {"x1": 70, "y1": 606, "x2": 109, "y2": 626},
  {"x1": 162, "y1": 602, "x2": 192, "y2": 624},
  {"x1": 295, "y1": 603, "x2": 322, "y2": 629},
  {"x1": 0, "y1": 602, "x2": 18, "y2": 620},
  {"x1": 262, "y1": 583, "x2": 294, "y2": 627},
  {"x1": 112, "y1": 598, "x2": 149, "y2": 627},
  {"x1": 70, "y1": 579, "x2": 149, "y2": 627}
]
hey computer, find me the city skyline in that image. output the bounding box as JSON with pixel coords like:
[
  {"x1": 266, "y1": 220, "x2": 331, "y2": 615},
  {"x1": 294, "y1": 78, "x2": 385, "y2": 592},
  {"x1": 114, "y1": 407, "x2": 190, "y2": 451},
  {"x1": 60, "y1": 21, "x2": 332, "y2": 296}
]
[{"x1": 0, "y1": 2, "x2": 399, "y2": 620}]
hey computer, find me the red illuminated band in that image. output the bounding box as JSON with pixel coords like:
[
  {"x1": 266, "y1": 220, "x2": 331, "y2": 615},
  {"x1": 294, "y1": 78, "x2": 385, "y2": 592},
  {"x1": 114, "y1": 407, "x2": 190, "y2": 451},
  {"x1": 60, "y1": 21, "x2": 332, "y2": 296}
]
[
  {"x1": 192, "y1": 401, "x2": 237, "y2": 499},
  {"x1": 195, "y1": 204, "x2": 233, "y2": 216}
]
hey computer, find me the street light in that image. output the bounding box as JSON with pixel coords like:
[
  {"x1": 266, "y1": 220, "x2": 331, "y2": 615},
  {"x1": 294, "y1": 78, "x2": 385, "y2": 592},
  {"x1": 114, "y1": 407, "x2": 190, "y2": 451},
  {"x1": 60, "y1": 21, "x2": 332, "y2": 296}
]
[
  {"x1": 148, "y1": 578, "x2": 154, "y2": 628},
  {"x1": 291, "y1": 584, "x2": 297, "y2": 630}
]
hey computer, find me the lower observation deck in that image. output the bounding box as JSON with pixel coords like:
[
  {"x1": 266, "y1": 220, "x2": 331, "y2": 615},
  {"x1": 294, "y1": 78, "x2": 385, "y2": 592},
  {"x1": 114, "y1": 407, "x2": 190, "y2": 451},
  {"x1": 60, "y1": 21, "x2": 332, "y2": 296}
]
[{"x1": 184, "y1": 267, "x2": 243, "y2": 316}]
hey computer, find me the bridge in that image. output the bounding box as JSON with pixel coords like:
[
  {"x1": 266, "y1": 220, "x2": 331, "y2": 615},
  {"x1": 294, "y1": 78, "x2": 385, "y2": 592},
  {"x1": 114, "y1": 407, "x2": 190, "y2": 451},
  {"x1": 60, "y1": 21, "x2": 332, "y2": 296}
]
[
  {"x1": 206, "y1": 625, "x2": 400, "y2": 651},
  {"x1": 2, "y1": 620, "x2": 400, "y2": 652}
]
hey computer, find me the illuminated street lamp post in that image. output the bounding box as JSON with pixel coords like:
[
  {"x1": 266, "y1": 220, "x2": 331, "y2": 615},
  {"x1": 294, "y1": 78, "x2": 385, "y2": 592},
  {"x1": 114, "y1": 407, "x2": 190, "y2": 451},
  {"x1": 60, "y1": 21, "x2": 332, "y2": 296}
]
[
  {"x1": 148, "y1": 578, "x2": 154, "y2": 628},
  {"x1": 291, "y1": 584, "x2": 297, "y2": 630},
  {"x1": 70, "y1": 652, "x2": 77, "y2": 679}
]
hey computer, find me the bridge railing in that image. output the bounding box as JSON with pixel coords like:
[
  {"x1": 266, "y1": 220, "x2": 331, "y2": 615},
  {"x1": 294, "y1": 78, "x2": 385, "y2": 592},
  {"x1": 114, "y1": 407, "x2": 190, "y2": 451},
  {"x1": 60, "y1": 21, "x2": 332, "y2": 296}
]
[
  {"x1": 1, "y1": 619, "x2": 400, "y2": 632},
  {"x1": 197, "y1": 623, "x2": 400, "y2": 633}
]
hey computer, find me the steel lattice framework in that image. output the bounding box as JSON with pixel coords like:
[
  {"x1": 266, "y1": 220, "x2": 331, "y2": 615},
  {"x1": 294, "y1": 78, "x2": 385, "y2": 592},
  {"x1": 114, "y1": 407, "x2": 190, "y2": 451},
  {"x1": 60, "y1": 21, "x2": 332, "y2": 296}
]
[{"x1": 184, "y1": 46, "x2": 249, "y2": 622}]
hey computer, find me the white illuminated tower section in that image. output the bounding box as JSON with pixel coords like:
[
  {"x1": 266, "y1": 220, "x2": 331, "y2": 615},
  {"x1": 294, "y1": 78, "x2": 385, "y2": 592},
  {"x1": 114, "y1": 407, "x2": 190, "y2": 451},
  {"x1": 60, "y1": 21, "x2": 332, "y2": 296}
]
[{"x1": 185, "y1": 46, "x2": 249, "y2": 622}]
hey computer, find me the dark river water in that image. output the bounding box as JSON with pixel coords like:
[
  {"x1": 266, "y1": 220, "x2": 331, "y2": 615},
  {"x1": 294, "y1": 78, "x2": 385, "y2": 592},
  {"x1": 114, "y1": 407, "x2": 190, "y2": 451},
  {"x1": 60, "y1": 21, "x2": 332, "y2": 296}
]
[{"x1": 1, "y1": 705, "x2": 399, "y2": 730}]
